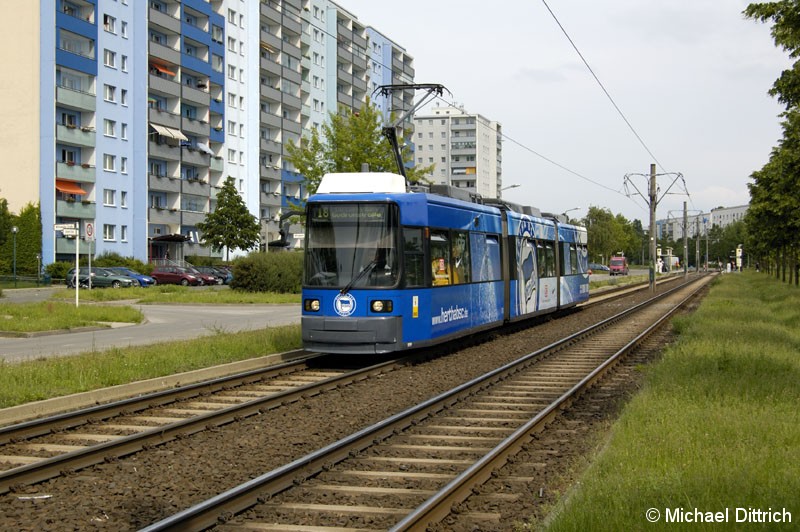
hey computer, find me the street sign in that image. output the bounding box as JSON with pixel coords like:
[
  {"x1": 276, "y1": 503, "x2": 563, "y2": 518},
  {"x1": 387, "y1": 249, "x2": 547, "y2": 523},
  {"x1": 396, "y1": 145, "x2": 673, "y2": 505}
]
[
  {"x1": 84, "y1": 221, "x2": 95, "y2": 241},
  {"x1": 62, "y1": 228, "x2": 79, "y2": 237},
  {"x1": 54, "y1": 223, "x2": 77, "y2": 231}
]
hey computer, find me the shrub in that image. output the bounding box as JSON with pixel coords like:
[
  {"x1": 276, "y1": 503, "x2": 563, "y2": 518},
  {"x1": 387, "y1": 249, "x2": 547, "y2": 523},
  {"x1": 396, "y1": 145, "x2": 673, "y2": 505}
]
[
  {"x1": 92, "y1": 253, "x2": 152, "y2": 275},
  {"x1": 45, "y1": 261, "x2": 73, "y2": 281},
  {"x1": 231, "y1": 251, "x2": 303, "y2": 293}
]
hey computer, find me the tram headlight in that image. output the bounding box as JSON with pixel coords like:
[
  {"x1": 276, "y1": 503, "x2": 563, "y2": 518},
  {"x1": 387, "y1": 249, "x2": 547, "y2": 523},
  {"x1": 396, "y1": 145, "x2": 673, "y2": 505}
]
[
  {"x1": 370, "y1": 300, "x2": 392, "y2": 313},
  {"x1": 304, "y1": 299, "x2": 320, "y2": 312}
]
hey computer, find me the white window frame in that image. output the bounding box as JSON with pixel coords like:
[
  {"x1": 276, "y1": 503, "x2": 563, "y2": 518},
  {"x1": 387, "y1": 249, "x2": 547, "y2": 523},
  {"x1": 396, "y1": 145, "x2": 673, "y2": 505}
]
[
  {"x1": 104, "y1": 119, "x2": 116, "y2": 137},
  {"x1": 104, "y1": 84, "x2": 116, "y2": 102},
  {"x1": 103, "y1": 154, "x2": 116, "y2": 171},
  {"x1": 103, "y1": 224, "x2": 116, "y2": 241},
  {"x1": 103, "y1": 188, "x2": 116, "y2": 206},
  {"x1": 103, "y1": 49, "x2": 116, "y2": 68}
]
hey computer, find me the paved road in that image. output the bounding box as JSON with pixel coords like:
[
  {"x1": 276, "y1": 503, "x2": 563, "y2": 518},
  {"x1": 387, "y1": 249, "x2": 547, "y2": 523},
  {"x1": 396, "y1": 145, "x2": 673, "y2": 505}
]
[{"x1": 0, "y1": 287, "x2": 301, "y2": 363}]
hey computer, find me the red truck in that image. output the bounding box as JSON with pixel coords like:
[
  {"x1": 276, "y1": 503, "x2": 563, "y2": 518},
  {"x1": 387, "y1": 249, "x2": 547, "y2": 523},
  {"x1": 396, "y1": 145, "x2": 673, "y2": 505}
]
[{"x1": 609, "y1": 255, "x2": 629, "y2": 276}]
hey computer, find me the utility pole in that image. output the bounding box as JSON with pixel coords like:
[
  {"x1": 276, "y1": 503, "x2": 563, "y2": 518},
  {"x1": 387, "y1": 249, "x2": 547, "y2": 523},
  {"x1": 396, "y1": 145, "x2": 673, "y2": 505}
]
[
  {"x1": 624, "y1": 163, "x2": 684, "y2": 293},
  {"x1": 649, "y1": 164, "x2": 657, "y2": 292},
  {"x1": 683, "y1": 202, "x2": 688, "y2": 278},
  {"x1": 695, "y1": 217, "x2": 701, "y2": 275}
]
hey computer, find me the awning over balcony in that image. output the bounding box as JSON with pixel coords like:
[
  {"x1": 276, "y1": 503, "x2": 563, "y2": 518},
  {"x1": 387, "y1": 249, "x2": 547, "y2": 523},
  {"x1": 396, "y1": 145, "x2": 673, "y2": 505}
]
[
  {"x1": 150, "y1": 124, "x2": 189, "y2": 141},
  {"x1": 55, "y1": 179, "x2": 86, "y2": 195},
  {"x1": 150, "y1": 63, "x2": 176, "y2": 76}
]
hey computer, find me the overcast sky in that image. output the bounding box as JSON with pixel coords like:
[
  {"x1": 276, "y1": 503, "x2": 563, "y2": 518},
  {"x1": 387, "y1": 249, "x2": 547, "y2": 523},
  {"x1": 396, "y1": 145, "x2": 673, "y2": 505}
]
[{"x1": 336, "y1": 0, "x2": 791, "y2": 224}]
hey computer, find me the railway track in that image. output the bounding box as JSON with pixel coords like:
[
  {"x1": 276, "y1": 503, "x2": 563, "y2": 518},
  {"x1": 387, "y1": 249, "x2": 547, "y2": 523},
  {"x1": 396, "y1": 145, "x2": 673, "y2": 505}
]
[
  {"x1": 140, "y1": 275, "x2": 713, "y2": 531},
  {"x1": 0, "y1": 353, "x2": 414, "y2": 495}
]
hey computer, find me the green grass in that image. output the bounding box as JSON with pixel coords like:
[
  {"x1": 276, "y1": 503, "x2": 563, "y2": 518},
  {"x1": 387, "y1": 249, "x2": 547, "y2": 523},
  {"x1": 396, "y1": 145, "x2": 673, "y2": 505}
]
[
  {"x1": 542, "y1": 272, "x2": 800, "y2": 531},
  {"x1": 0, "y1": 325, "x2": 301, "y2": 408},
  {"x1": 50, "y1": 285, "x2": 301, "y2": 304},
  {"x1": 0, "y1": 301, "x2": 143, "y2": 333}
]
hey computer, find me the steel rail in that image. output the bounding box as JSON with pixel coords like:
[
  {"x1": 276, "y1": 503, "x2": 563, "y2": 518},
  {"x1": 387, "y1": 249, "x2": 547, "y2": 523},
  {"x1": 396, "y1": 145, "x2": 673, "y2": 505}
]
[
  {"x1": 140, "y1": 276, "x2": 708, "y2": 532},
  {"x1": 0, "y1": 354, "x2": 407, "y2": 495},
  {"x1": 391, "y1": 276, "x2": 708, "y2": 530}
]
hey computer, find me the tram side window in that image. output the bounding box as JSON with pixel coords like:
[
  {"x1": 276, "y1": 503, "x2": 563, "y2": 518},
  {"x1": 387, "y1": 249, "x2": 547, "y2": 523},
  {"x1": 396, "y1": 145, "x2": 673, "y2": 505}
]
[
  {"x1": 560, "y1": 242, "x2": 578, "y2": 275},
  {"x1": 403, "y1": 227, "x2": 425, "y2": 287},
  {"x1": 537, "y1": 240, "x2": 556, "y2": 278},
  {"x1": 431, "y1": 232, "x2": 451, "y2": 286},
  {"x1": 451, "y1": 231, "x2": 470, "y2": 284},
  {"x1": 471, "y1": 233, "x2": 501, "y2": 281}
]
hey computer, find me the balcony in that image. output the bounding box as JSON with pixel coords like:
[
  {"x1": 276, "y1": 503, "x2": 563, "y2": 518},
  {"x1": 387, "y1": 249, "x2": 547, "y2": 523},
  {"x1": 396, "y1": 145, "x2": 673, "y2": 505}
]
[
  {"x1": 260, "y1": 111, "x2": 281, "y2": 129},
  {"x1": 181, "y1": 147, "x2": 210, "y2": 166},
  {"x1": 260, "y1": 56, "x2": 281, "y2": 77},
  {"x1": 183, "y1": 178, "x2": 211, "y2": 196},
  {"x1": 260, "y1": 2, "x2": 281, "y2": 25},
  {"x1": 260, "y1": 85, "x2": 281, "y2": 102},
  {"x1": 149, "y1": 107, "x2": 182, "y2": 130},
  {"x1": 210, "y1": 157, "x2": 224, "y2": 172},
  {"x1": 182, "y1": 116, "x2": 208, "y2": 137},
  {"x1": 149, "y1": 7, "x2": 181, "y2": 34},
  {"x1": 56, "y1": 162, "x2": 95, "y2": 184},
  {"x1": 149, "y1": 74, "x2": 180, "y2": 97},
  {"x1": 56, "y1": 86, "x2": 95, "y2": 111},
  {"x1": 56, "y1": 199, "x2": 96, "y2": 219},
  {"x1": 149, "y1": 140, "x2": 181, "y2": 161},
  {"x1": 56, "y1": 124, "x2": 95, "y2": 148},
  {"x1": 149, "y1": 207, "x2": 180, "y2": 225},
  {"x1": 149, "y1": 41, "x2": 181, "y2": 65},
  {"x1": 56, "y1": 237, "x2": 92, "y2": 255},
  {"x1": 182, "y1": 210, "x2": 206, "y2": 226},
  {"x1": 182, "y1": 84, "x2": 210, "y2": 105},
  {"x1": 148, "y1": 173, "x2": 181, "y2": 193}
]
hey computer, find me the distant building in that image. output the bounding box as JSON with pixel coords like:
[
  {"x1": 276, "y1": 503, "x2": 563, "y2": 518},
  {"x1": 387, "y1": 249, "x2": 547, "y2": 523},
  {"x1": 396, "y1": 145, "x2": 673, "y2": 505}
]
[
  {"x1": 412, "y1": 103, "x2": 503, "y2": 199},
  {"x1": 2, "y1": 0, "x2": 414, "y2": 265},
  {"x1": 656, "y1": 204, "x2": 748, "y2": 240}
]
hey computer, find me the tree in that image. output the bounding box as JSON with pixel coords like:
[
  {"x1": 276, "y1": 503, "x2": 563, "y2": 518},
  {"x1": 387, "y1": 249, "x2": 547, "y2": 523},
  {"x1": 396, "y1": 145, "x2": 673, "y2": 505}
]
[
  {"x1": 196, "y1": 177, "x2": 260, "y2": 261},
  {"x1": 0, "y1": 202, "x2": 41, "y2": 275},
  {"x1": 744, "y1": 1, "x2": 800, "y2": 283},
  {"x1": 286, "y1": 100, "x2": 433, "y2": 196}
]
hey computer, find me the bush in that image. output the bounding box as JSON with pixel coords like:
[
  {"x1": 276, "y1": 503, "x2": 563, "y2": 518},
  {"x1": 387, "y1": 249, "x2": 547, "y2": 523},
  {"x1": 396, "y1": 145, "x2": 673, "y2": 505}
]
[
  {"x1": 45, "y1": 261, "x2": 73, "y2": 282},
  {"x1": 231, "y1": 251, "x2": 303, "y2": 293},
  {"x1": 92, "y1": 253, "x2": 153, "y2": 275}
]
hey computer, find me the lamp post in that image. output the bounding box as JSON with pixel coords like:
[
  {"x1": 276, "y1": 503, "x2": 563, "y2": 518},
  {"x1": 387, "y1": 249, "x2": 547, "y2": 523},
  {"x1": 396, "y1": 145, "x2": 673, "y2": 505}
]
[
  {"x1": 11, "y1": 226, "x2": 18, "y2": 288},
  {"x1": 562, "y1": 207, "x2": 580, "y2": 222}
]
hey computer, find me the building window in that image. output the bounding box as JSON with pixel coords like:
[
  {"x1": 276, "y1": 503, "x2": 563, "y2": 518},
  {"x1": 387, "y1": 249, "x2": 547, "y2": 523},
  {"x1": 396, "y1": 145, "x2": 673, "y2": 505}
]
[
  {"x1": 103, "y1": 49, "x2": 116, "y2": 68},
  {"x1": 227, "y1": 37, "x2": 236, "y2": 52},
  {"x1": 120, "y1": 191, "x2": 127, "y2": 208},
  {"x1": 121, "y1": 21, "x2": 127, "y2": 38},
  {"x1": 104, "y1": 84, "x2": 116, "y2": 102},
  {"x1": 103, "y1": 224, "x2": 116, "y2": 241},
  {"x1": 121, "y1": 225, "x2": 128, "y2": 242},
  {"x1": 121, "y1": 123, "x2": 128, "y2": 139},
  {"x1": 103, "y1": 14, "x2": 116, "y2": 33},
  {"x1": 212, "y1": 54, "x2": 223, "y2": 72},
  {"x1": 228, "y1": 92, "x2": 236, "y2": 107},
  {"x1": 228, "y1": 8, "x2": 236, "y2": 24},
  {"x1": 121, "y1": 55, "x2": 127, "y2": 72},
  {"x1": 120, "y1": 89, "x2": 127, "y2": 106},
  {"x1": 228, "y1": 149, "x2": 236, "y2": 163},
  {"x1": 103, "y1": 119, "x2": 116, "y2": 137},
  {"x1": 103, "y1": 189, "x2": 116, "y2": 206},
  {"x1": 121, "y1": 157, "x2": 127, "y2": 174},
  {"x1": 103, "y1": 154, "x2": 116, "y2": 171}
]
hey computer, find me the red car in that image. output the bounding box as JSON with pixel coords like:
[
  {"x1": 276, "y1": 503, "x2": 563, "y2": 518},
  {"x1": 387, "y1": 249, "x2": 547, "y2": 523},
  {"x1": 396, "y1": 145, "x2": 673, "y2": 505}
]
[{"x1": 150, "y1": 266, "x2": 202, "y2": 286}]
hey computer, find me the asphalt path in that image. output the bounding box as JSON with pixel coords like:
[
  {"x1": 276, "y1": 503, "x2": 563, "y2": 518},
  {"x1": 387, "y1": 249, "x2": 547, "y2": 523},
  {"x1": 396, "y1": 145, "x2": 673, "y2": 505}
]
[{"x1": 0, "y1": 287, "x2": 301, "y2": 364}]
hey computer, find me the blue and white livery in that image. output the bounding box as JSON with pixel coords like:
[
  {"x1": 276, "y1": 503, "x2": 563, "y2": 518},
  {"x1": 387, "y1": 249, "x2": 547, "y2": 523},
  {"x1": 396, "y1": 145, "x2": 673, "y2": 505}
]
[{"x1": 301, "y1": 173, "x2": 589, "y2": 354}]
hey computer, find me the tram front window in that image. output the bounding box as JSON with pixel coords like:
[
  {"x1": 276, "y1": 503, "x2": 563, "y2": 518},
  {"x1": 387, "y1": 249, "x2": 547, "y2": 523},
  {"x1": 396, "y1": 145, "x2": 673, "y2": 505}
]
[{"x1": 305, "y1": 203, "x2": 399, "y2": 288}]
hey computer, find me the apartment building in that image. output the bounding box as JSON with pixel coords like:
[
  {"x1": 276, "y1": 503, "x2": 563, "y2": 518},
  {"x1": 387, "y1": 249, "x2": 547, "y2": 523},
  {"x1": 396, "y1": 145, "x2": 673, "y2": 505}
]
[
  {"x1": 413, "y1": 103, "x2": 503, "y2": 199},
  {"x1": 656, "y1": 204, "x2": 749, "y2": 240},
  {"x1": 4, "y1": 0, "x2": 413, "y2": 266}
]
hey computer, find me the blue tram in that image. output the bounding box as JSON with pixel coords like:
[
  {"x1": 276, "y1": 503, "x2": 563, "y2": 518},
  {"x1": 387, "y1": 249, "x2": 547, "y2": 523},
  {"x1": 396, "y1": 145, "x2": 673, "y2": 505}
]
[{"x1": 301, "y1": 172, "x2": 589, "y2": 354}]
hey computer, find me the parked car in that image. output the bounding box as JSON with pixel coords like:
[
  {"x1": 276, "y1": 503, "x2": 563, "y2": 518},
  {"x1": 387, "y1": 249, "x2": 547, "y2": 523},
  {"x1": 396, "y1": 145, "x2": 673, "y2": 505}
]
[
  {"x1": 194, "y1": 266, "x2": 231, "y2": 285},
  {"x1": 105, "y1": 267, "x2": 155, "y2": 287},
  {"x1": 609, "y1": 255, "x2": 630, "y2": 276},
  {"x1": 186, "y1": 267, "x2": 221, "y2": 285},
  {"x1": 66, "y1": 267, "x2": 136, "y2": 289},
  {"x1": 588, "y1": 262, "x2": 610, "y2": 274},
  {"x1": 150, "y1": 266, "x2": 202, "y2": 286}
]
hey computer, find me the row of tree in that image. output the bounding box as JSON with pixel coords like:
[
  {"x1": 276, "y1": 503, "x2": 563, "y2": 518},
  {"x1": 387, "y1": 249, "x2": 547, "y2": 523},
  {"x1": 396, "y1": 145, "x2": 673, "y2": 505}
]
[
  {"x1": 0, "y1": 200, "x2": 41, "y2": 276},
  {"x1": 743, "y1": 1, "x2": 800, "y2": 285}
]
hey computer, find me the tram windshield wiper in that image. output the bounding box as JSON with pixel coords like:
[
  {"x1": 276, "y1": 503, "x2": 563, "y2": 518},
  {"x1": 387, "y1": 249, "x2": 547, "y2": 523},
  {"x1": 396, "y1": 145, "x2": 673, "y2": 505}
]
[{"x1": 340, "y1": 259, "x2": 378, "y2": 295}]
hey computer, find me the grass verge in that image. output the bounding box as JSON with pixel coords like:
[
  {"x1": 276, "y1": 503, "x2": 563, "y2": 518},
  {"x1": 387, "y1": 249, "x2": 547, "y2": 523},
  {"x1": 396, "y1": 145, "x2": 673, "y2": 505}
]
[
  {"x1": 49, "y1": 285, "x2": 300, "y2": 304},
  {"x1": 0, "y1": 325, "x2": 301, "y2": 408},
  {"x1": 0, "y1": 301, "x2": 143, "y2": 333},
  {"x1": 543, "y1": 272, "x2": 800, "y2": 531}
]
